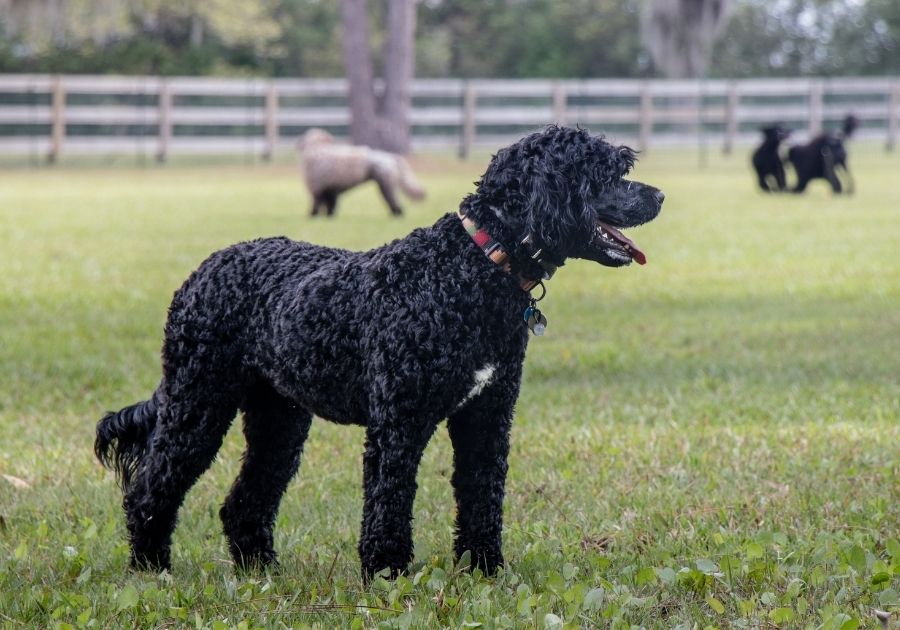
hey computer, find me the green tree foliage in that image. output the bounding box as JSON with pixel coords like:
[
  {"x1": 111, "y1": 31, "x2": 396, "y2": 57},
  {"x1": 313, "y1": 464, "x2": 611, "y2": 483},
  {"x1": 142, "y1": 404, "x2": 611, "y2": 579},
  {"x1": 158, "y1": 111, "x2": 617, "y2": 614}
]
[
  {"x1": 640, "y1": 0, "x2": 732, "y2": 78},
  {"x1": 0, "y1": 0, "x2": 282, "y2": 74},
  {"x1": 416, "y1": 0, "x2": 646, "y2": 78},
  {"x1": 712, "y1": 0, "x2": 900, "y2": 77},
  {"x1": 0, "y1": 0, "x2": 897, "y2": 77},
  {"x1": 268, "y1": 0, "x2": 343, "y2": 77}
]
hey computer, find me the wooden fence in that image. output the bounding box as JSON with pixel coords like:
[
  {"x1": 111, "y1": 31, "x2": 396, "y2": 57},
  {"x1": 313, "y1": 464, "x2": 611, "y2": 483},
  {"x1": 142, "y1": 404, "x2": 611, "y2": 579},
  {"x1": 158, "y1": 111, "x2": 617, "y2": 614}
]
[{"x1": 1, "y1": 74, "x2": 898, "y2": 161}]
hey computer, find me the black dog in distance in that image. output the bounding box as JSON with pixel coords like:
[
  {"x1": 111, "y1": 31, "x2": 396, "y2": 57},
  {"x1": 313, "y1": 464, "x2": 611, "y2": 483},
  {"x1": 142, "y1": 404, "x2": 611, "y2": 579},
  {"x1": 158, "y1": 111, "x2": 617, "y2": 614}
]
[
  {"x1": 751, "y1": 123, "x2": 792, "y2": 192},
  {"x1": 787, "y1": 114, "x2": 859, "y2": 194}
]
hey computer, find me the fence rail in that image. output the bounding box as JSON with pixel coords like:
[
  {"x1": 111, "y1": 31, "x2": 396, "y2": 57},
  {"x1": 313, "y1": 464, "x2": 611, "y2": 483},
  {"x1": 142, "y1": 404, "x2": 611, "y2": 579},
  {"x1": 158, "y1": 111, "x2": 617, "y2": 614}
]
[{"x1": 1, "y1": 74, "x2": 898, "y2": 161}]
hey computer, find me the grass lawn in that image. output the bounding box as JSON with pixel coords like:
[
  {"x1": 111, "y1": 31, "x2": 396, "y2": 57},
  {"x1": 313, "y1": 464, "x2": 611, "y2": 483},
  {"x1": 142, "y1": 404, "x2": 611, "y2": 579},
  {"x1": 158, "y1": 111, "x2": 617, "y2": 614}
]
[{"x1": 0, "y1": 144, "x2": 898, "y2": 629}]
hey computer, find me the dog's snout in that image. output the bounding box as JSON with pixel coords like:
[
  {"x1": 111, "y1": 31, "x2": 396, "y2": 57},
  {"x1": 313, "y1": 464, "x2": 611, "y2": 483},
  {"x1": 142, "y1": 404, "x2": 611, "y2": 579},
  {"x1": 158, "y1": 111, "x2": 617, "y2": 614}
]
[{"x1": 654, "y1": 190, "x2": 665, "y2": 205}]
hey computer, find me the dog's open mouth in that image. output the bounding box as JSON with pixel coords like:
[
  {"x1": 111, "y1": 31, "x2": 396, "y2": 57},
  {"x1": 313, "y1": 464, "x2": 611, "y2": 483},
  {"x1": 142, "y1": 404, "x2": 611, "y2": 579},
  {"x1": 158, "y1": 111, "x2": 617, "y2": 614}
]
[{"x1": 596, "y1": 221, "x2": 647, "y2": 265}]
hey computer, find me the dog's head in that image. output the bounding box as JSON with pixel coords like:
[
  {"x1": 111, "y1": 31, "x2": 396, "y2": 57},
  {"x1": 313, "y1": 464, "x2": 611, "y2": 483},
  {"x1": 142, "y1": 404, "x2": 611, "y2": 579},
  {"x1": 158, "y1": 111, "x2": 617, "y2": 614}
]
[
  {"x1": 465, "y1": 126, "x2": 663, "y2": 270},
  {"x1": 821, "y1": 135, "x2": 848, "y2": 166},
  {"x1": 760, "y1": 124, "x2": 791, "y2": 143},
  {"x1": 841, "y1": 114, "x2": 859, "y2": 139},
  {"x1": 297, "y1": 128, "x2": 335, "y2": 151}
]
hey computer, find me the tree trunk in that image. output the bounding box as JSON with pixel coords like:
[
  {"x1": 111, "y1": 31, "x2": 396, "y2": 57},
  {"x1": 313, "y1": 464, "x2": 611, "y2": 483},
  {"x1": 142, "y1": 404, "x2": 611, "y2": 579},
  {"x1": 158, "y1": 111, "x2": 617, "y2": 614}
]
[
  {"x1": 340, "y1": 0, "x2": 379, "y2": 147},
  {"x1": 189, "y1": 14, "x2": 204, "y2": 47},
  {"x1": 379, "y1": 0, "x2": 416, "y2": 153},
  {"x1": 340, "y1": 0, "x2": 415, "y2": 153},
  {"x1": 641, "y1": 0, "x2": 731, "y2": 79}
]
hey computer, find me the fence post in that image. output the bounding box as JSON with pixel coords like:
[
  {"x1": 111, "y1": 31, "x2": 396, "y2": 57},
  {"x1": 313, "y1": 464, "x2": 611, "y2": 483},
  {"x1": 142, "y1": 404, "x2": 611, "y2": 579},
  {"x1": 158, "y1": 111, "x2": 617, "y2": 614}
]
[
  {"x1": 552, "y1": 81, "x2": 567, "y2": 126},
  {"x1": 887, "y1": 80, "x2": 899, "y2": 152},
  {"x1": 157, "y1": 79, "x2": 172, "y2": 163},
  {"x1": 264, "y1": 81, "x2": 279, "y2": 161},
  {"x1": 723, "y1": 80, "x2": 739, "y2": 154},
  {"x1": 808, "y1": 79, "x2": 824, "y2": 138},
  {"x1": 639, "y1": 82, "x2": 652, "y2": 152},
  {"x1": 48, "y1": 75, "x2": 65, "y2": 163},
  {"x1": 460, "y1": 81, "x2": 476, "y2": 159}
]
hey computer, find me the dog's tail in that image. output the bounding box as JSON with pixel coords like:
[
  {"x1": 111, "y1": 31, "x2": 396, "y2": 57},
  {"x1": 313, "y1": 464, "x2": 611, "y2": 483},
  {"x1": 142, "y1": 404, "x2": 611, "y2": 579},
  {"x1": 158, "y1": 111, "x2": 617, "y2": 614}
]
[
  {"x1": 95, "y1": 386, "x2": 162, "y2": 491},
  {"x1": 395, "y1": 157, "x2": 426, "y2": 201}
]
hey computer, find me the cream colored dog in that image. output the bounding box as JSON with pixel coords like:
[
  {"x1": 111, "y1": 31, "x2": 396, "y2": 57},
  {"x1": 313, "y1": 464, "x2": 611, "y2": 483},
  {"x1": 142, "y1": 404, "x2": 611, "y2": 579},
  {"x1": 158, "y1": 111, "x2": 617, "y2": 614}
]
[{"x1": 297, "y1": 129, "x2": 425, "y2": 217}]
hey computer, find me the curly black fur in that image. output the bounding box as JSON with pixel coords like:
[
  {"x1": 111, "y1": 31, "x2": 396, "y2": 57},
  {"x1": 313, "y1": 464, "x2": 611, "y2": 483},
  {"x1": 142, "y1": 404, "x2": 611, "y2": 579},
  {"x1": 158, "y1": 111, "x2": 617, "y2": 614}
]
[
  {"x1": 95, "y1": 125, "x2": 664, "y2": 579},
  {"x1": 787, "y1": 114, "x2": 858, "y2": 194},
  {"x1": 751, "y1": 124, "x2": 791, "y2": 192}
]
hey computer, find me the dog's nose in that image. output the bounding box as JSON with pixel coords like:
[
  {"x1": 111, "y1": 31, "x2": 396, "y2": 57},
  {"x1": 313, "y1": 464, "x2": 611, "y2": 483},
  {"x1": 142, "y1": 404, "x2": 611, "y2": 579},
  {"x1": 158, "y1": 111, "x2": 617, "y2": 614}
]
[{"x1": 655, "y1": 190, "x2": 665, "y2": 205}]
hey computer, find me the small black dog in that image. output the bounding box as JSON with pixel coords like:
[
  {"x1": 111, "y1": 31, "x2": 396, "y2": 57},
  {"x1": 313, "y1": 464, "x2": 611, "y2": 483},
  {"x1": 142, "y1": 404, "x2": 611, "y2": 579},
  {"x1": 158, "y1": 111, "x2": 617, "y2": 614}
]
[
  {"x1": 751, "y1": 123, "x2": 792, "y2": 192},
  {"x1": 95, "y1": 126, "x2": 664, "y2": 579},
  {"x1": 787, "y1": 114, "x2": 858, "y2": 194}
]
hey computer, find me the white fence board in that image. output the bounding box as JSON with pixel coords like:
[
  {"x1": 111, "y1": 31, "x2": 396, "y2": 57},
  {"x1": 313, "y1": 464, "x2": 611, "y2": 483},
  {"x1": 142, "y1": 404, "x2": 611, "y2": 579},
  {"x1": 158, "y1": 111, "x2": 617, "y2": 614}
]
[
  {"x1": 65, "y1": 106, "x2": 159, "y2": 125},
  {"x1": 167, "y1": 77, "x2": 271, "y2": 96},
  {"x1": 561, "y1": 80, "x2": 645, "y2": 97},
  {"x1": 0, "y1": 106, "x2": 53, "y2": 123},
  {"x1": 474, "y1": 107, "x2": 555, "y2": 124},
  {"x1": 169, "y1": 107, "x2": 267, "y2": 125},
  {"x1": 0, "y1": 74, "x2": 896, "y2": 159},
  {"x1": 277, "y1": 108, "x2": 349, "y2": 125},
  {"x1": 60, "y1": 75, "x2": 164, "y2": 95},
  {"x1": 0, "y1": 75, "x2": 55, "y2": 91}
]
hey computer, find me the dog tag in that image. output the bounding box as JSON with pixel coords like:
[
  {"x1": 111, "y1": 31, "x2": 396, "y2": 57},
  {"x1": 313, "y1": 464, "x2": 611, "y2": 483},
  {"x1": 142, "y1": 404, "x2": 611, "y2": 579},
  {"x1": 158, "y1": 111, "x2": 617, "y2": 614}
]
[{"x1": 524, "y1": 307, "x2": 548, "y2": 336}]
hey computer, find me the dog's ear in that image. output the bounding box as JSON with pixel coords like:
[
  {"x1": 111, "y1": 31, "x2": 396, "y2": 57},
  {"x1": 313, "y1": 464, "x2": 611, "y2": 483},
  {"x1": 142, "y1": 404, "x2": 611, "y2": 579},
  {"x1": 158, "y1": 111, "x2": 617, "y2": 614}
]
[
  {"x1": 617, "y1": 145, "x2": 637, "y2": 174},
  {"x1": 521, "y1": 164, "x2": 581, "y2": 250}
]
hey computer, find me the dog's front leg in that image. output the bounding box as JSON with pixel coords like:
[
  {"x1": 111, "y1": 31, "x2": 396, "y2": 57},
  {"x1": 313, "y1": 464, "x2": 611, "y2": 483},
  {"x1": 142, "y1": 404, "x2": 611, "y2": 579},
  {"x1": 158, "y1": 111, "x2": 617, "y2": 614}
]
[
  {"x1": 358, "y1": 420, "x2": 435, "y2": 581},
  {"x1": 775, "y1": 161, "x2": 788, "y2": 191},
  {"x1": 447, "y1": 386, "x2": 516, "y2": 575}
]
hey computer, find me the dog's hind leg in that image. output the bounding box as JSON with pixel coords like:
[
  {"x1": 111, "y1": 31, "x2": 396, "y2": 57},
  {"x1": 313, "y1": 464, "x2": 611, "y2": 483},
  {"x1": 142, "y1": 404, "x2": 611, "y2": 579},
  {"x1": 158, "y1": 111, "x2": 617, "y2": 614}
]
[
  {"x1": 447, "y1": 385, "x2": 516, "y2": 575},
  {"x1": 323, "y1": 190, "x2": 339, "y2": 216},
  {"x1": 372, "y1": 173, "x2": 404, "y2": 216},
  {"x1": 310, "y1": 193, "x2": 322, "y2": 217},
  {"x1": 124, "y1": 376, "x2": 239, "y2": 571},
  {"x1": 775, "y1": 161, "x2": 788, "y2": 191},
  {"x1": 220, "y1": 382, "x2": 311, "y2": 570},
  {"x1": 823, "y1": 148, "x2": 843, "y2": 194}
]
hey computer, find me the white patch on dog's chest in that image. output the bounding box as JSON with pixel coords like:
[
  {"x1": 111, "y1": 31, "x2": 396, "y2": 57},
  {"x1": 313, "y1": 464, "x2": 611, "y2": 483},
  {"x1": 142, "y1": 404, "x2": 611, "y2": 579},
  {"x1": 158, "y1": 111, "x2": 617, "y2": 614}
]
[{"x1": 454, "y1": 364, "x2": 496, "y2": 411}]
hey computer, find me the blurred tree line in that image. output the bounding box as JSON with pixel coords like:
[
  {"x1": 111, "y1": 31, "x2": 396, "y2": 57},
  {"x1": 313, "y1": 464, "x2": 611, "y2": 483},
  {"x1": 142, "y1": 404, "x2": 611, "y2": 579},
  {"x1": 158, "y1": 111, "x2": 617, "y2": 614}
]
[{"x1": 0, "y1": 0, "x2": 897, "y2": 77}]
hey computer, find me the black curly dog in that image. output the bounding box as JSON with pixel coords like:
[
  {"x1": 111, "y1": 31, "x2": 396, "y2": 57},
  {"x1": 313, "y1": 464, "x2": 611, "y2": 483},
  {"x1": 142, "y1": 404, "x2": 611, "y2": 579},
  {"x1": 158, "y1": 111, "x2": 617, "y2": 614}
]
[
  {"x1": 751, "y1": 123, "x2": 792, "y2": 192},
  {"x1": 787, "y1": 114, "x2": 858, "y2": 194},
  {"x1": 95, "y1": 126, "x2": 664, "y2": 579}
]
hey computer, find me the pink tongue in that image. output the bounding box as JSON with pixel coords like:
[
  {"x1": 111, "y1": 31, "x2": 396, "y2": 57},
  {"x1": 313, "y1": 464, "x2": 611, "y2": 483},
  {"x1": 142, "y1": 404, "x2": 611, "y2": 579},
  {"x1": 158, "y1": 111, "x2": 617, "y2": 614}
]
[
  {"x1": 598, "y1": 222, "x2": 647, "y2": 265},
  {"x1": 631, "y1": 248, "x2": 647, "y2": 266}
]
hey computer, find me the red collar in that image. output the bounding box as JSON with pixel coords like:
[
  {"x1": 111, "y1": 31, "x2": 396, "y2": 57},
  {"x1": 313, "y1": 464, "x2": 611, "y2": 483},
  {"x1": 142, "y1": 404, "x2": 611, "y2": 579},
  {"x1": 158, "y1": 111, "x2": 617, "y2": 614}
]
[{"x1": 458, "y1": 211, "x2": 557, "y2": 292}]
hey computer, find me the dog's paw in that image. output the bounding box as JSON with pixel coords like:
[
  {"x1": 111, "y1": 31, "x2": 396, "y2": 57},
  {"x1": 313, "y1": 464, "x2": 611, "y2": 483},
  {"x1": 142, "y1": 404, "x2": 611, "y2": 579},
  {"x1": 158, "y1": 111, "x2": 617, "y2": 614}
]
[
  {"x1": 359, "y1": 533, "x2": 413, "y2": 583},
  {"x1": 464, "y1": 549, "x2": 504, "y2": 576},
  {"x1": 455, "y1": 540, "x2": 504, "y2": 575},
  {"x1": 233, "y1": 550, "x2": 280, "y2": 573},
  {"x1": 130, "y1": 548, "x2": 171, "y2": 572},
  {"x1": 361, "y1": 562, "x2": 410, "y2": 585}
]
